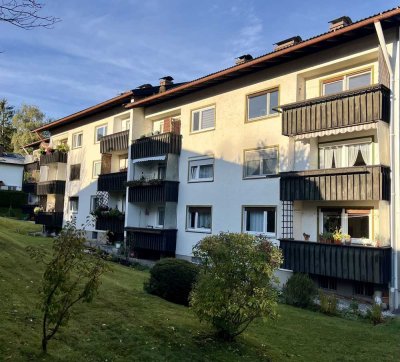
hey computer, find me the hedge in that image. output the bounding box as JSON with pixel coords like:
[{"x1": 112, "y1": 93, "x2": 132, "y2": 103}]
[{"x1": 0, "y1": 190, "x2": 28, "y2": 208}]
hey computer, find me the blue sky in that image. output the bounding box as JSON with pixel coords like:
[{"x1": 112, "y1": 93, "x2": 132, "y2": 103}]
[{"x1": 0, "y1": 0, "x2": 398, "y2": 120}]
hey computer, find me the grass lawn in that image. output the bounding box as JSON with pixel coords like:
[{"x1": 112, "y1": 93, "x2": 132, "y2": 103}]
[{"x1": 0, "y1": 217, "x2": 399, "y2": 361}]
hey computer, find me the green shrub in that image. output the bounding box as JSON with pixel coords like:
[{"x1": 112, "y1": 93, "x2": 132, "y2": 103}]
[
  {"x1": 144, "y1": 258, "x2": 199, "y2": 305},
  {"x1": 367, "y1": 304, "x2": 384, "y2": 325},
  {"x1": 319, "y1": 292, "x2": 338, "y2": 315},
  {"x1": 0, "y1": 190, "x2": 27, "y2": 208},
  {"x1": 282, "y1": 273, "x2": 317, "y2": 308},
  {"x1": 190, "y1": 232, "x2": 282, "y2": 340}
]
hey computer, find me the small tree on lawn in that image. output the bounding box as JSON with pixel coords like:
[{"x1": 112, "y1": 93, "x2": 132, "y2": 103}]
[
  {"x1": 190, "y1": 232, "x2": 282, "y2": 340},
  {"x1": 27, "y1": 222, "x2": 110, "y2": 353}
]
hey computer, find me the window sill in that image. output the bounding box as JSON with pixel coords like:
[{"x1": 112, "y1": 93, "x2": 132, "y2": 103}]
[
  {"x1": 245, "y1": 113, "x2": 280, "y2": 123},
  {"x1": 188, "y1": 179, "x2": 214, "y2": 183},
  {"x1": 186, "y1": 228, "x2": 212, "y2": 234},
  {"x1": 189, "y1": 127, "x2": 215, "y2": 135},
  {"x1": 243, "y1": 174, "x2": 278, "y2": 180}
]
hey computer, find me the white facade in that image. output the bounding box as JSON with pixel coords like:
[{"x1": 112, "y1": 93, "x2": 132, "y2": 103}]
[{"x1": 0, "y1": 161, "x2": 24, "y2": 190}]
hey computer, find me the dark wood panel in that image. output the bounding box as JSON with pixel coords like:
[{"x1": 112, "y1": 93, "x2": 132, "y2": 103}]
[
  {"x1": 130, "y1": 132, "x2": 182, "y2": 159},
  {"x1": 39, "y1": 151, "x2": 68, "y2": 165},
  {"x1": 128, "y1": 181, "x2": 179, "y2": 203},
  {"x1": 280, "y1": 239, "x2": 391, "y2": 284},
  {"x1": 126, "y1": 228, "x2": 177, "y2": 254},
  {"x1": 34, "y1": 212, "x2": 63, "y2": 228},
  {"x1": 100, "y1": 130, "x2": 129, "y2": 153},
  {"x1": 97, "y1": 171, "x2": 127, "y2": 192},
  {"x1": 281, "y1": 84, "x2": 390, "y2": 136},
  {"x1": 37, "y1": 180, "x2": 66, "y2": 195},
  {"x1": 96, "y1": 215, "x2": 125, "y2": 233},
  {"x1": 280, "y1": 165, "x2": 390, "y2": 201}
]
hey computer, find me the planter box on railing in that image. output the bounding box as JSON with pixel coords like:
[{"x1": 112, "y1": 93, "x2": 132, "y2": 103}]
[
  {"x1": 128, "y1": 180, "x2": 179, "y2": 203},
  {"x1": 126, "y1": 227, "x2": 177, "y2": 253},
  {"x1": 130, "y1": 132, "x2": 182, "y2": 159},
  {"x1": 100, "y1": 130, "x2": 129, "y2": 153},
  {"x1": 97, "y1": 171, "x2": 127, "y2": 192},
  {"x1": 34, "y1": 211, "x2": 63, "y2": 227},
  {"x1": 280, "y1": 239, "x2": 391, "y2": 284},
  {"x1": 280, "y1": 165, "x2": 390, "y2": 202},
  {"x1": 281, "y1": 84, "x2": 390, "y2": 136},
  {"x1": 37, "y1": 180, "x2": 66, "y2": 195},
  {"x1": 39, "y1": 151, "x2": 68, "y2": 165}
]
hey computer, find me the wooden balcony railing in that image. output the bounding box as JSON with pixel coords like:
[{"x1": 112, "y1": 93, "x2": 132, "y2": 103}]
[
  {"x1": 280, "y1": 165, "x2": 390, "y2": 202},
  {"x1": 95, "y1": 214, "x2": 125, "y2": 234},
  {"x1": 97, "y1": 171, "x2": 127, "y2": 192},
  {"x1": 37, "y1": 180, "x2": 66, "y2": 195},
  {"x1": 128, "y1": 180, "x2": 179, "y2": 203},
  {"x1": 100, "y1": 130, "x2": 129, "y2": 153},
  {"x1": 34, "y1": 211, "x2": 63, "y2": 228},
  {"x1": 281, "y1": 84, "x2": 390, "y2": 136},
  {"x1": 39, "y1": 151, "x2": 68, "y2": 165},
  {"x1": 126, "y1": 227, "x2": 177, "y2": 254},
  {"x1": 22, "y1": 182, "x2": 37, "y2": 194},
  {"x1": 130, "y1": 132, "x2": 182, "y2": 159},
  {"x1": 280, "y1": 239, "x2": 391, "y2": 284}
]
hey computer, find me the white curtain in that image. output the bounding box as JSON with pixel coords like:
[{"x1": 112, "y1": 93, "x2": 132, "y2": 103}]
[
  {"x1": 359, "y1": 143, "x2": 371, "y2": 165},
  {"x1": 247, "y1": 210, "x2": 264, "y2": 232},
  {"x1": 333, "y1": 147, "x2": 342, "y2": 168},
  {"x1": 347, "y1": 145, "x2": 359, "y2": 167},
  {"x1": 198, "y1": 211, "x2": 211, "y2": 229},
  {"x1": 199, "y1": 164, "x2": 213, "y2": 178},
  {"x1": 323, "y1": 148, "x2": 334, "y2": 169},
  {"x1": 190, "y1": 166, "x2": 197, "y2": 180}
]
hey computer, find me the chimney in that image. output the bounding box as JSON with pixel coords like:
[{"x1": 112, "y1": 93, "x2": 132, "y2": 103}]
[
  {"x1": 159, "y1": 76, "x2": 174, "y2": 93},
  {"x1": 235, "y1": 54, "x2": 253, "y2": 65},
  {"x1": 329, "y1": 16, "x2": 352, "y2": 32},
  {"x1": 0, "y1": 144, "x2": 4, "y2": 157},
  {"x1": 274, "y1": 36, "x2": 302, "y2": 51},
  {"x1": 138, "y1": 83, "x2": 153, "y2": 89}
]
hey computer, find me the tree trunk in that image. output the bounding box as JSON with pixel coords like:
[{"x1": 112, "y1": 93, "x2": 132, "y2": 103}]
[{"x1": 41, "y1": 337, "x2": 47, "y2": 353}]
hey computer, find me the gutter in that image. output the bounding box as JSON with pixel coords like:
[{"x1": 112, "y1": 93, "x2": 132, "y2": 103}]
[{"x1": 374, "y1": 21, "x2": 398, "y2": 310}]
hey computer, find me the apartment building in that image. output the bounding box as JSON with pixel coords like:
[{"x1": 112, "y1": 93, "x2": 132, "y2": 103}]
[{"x1": 31, "y1": 8, "x2": 400, "y2": 309}]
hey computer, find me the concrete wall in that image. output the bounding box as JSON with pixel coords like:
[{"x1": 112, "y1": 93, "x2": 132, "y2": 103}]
[{"x1": 0, "y1": 163, "x2": 23, "y2": 188}]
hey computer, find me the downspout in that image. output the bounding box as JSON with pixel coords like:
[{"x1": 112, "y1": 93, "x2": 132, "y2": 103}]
[{"x1": 374, "y1": 21, "x2": 397, "y2": 310}]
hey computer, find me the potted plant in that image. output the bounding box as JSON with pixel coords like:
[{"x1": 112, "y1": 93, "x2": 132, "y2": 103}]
[
  {"x1": 33, "y1": 206, "x2": 43, "y2": 214},
  {"x1": 55, "y1": 143, "x2": 70, "y2": 153},
  {"x1": 319, "y1": 232, "x2": 333, "y2": 244}
]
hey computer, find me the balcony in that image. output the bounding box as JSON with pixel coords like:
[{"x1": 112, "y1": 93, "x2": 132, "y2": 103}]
[
  {"x1": 22, "y1": 182, "x2": 37, "y2": 194},
  {"x1": 34, "y1": 211, "x2": 63, "y2": 228},
  {"x1": 95, "y1": 214, "x2": 125, "y2": 234},
  {"x1": 100, "y1": 130, "x2": 129, "y2": 153},
  {"x1": 21, "y1": 204, "x2": 38, "y2": 216},
  {"x1": 131, "y1": 132, "x2": 182, "y2": 159},
  {"x1": 280, "y1": 239, "x2": 391, "y2": 285},
  {"x1": 281, "y1": 84, "x2": 390, "y2": 136},
  {"x1": 97, "y1": 171, "x2": 127, "y2": 192},
  {"x1": 280, "y1": 165, "x2": 390, "y2": 202},
  {"x1": 126, "y1": 227, "x2": 177, "y2": 254},
  {"x1": 37, "y1": 180, "x2": 66, "y2": 195},
  {"x1": 39, "y1": 151, "x2": 68, "y2": 165},
  {"x1": 128, "y1": 180, "x2": 179, "y2": 203}
]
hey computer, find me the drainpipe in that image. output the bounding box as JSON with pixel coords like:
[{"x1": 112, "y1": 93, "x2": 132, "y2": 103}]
[{"x1": 374, "y1": 21, "x2": 397, "y2": 310}]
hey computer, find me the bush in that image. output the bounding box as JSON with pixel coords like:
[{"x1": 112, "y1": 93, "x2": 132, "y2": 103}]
[
  {"x1": 144, "y1": 258, "x2": 199, "y2": 305},
  {"x1": 319, "y1": 292, "x2": 338, "y2": 315},
  {"x1": 282, "y1": 273, "x2": 317, "y2": 308},
  {"x1": 367, "y1": 303, "x2": 384, "y2": 325},
  {"x1": 190, "y1": 232, "x2": 282, "y2": 340},
  {"x1": 0, "y1": 190, "x2": 27, "y2": 208}
]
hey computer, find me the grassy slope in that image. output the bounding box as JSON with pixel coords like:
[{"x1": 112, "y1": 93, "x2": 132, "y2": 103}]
[{"x1": 0, "y1": 217, "x2": 399, "y2": 362}]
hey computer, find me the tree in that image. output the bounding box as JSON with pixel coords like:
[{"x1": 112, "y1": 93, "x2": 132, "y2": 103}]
[
  {"x1": 190, "y1": 232, "x2": 282, "y2": 340},
  {"x1": 0, "y1": 0, "x2": 59, "y2": 29},
  {"x1": 27, "y1": 222, "x2": 111, "y2": 353},
  {"x1": 11, "y1": 104, "x2": 46, "y2": 152},
  {"x1": 0, "y1": 98, "x2": 14, "y2": 151}
]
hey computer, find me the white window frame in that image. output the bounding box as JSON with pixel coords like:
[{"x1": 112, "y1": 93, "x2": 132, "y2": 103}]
[
  {"x1": 69, "y1": 197, "x2": 79, "y2": 213},
  {"x1": 157, "y1": 207, "x2": 165, "y2": 228},
  {"x1": 188, "y1": 157, "x2": 214, "y2": 182},
  {"x1": 121, "y1": 118, "x2": 131, "y2": 131},
  {"x1": 318, "y1": 138, "x2": 373, "y2": 169},
  {"x1": 243, "y1": 206, "x2": 276, "y2": 237},
  {"x1": 90, "y1": 195, "x2": 100, "y2": 212},
  {"x1": 186, "y1": 206, "x2": 212, "y2": 233},
  {"x1": 247, "y1": 89, "x2": 279, "y2": 121},
  {"x1": 95, "y1": 124, "x2": 108, "y2": 143},
  {"x1": 191, "y1": 106, "x2": 215, "y2": 133},
  {"x1": 243, "y1": 147, "x2": 279, "y2": 178},
  {"x1": 72, "y1": 132, "x2": 83, "y2": 149},
  {"x1": 322, "y1": 70, "x2": 372, "y2": 96},
  {"x1": 319, "y1": 208, "x2": 373, "y2": 245},
  {"x1": 93, "y1": 160, "x2": 101, "y2": 178},
  {"x1": 153, "y1": 120, "x2": 164, "y2": 134}
]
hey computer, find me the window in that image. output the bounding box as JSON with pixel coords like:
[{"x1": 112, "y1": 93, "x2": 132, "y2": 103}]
[
  {"x1": 72, "y1": 132, "x2": 83, "y2": 149},
  {"x1": 70, "y1": 164, "x2": 81, "y2": 181},
  {"x1": 187, "y1": 206, "x2": 212, "y2": 232},
  {"x1": 320, "y1": 208, "x2": 372, "y2": 244},
  {"x1": 158, "y1": 165, "x2": 166, "y2": 180},
  {"x1": 323, "y1": 70, "x2": 371, "y2": 96},
  {"x1": 95, "y1": 125, "x2": 107, "y2": 143},
  {"x1": 69, "y1": 197, "x2": 79, "y2": 213},
  {"x1": 90, "y1": 195, "x2": 100, "y2": 212},
  {"x1": 119, "y1": 155, "x2": 128, "y2": 172},
  {"x1": 153, "y1": 120, "x2": 164, "y2": 134},
  {"x1": 244, "y1": 147, "x2": 278, "y2": 178},
  {"x1": 157, "y1": 207, "x2": 165, "y2": 227},
  {"x1": 92, "y1": 231, "x2": 98, "y2": 240},
  {"x1": 319, "y1": 139, "x2": 372, "y2": 169},
  {"x1": 188, "y1": 157, "x2": 214, "y2": 182},
  {"x1": 121, "y1": 118, "x2": 130, "y2": 131},
  {"x1": 247, "y1": 89, "x2": 278, "y2": 120},
  {"x1": 243, "y1": 207, "x2": 276, "y2": 236},
  {"x1": 191, "y1": 106, "x2": 215, "y2": 132},
  {"x1": 93, "y1": 161, "x2": 101, "y2": 178}
]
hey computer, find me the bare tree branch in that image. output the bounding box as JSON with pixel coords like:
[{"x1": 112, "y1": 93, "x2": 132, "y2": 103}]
[{"x1": 0, "y1": 0, "x2": 60, "y2": 29}]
